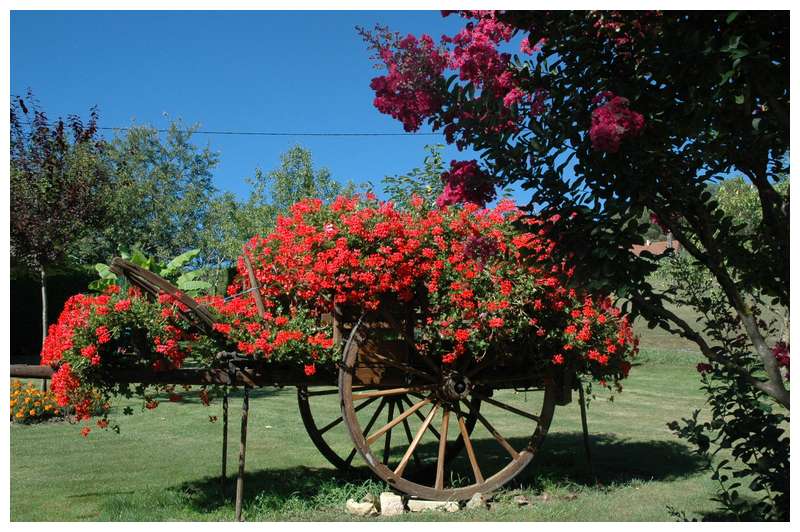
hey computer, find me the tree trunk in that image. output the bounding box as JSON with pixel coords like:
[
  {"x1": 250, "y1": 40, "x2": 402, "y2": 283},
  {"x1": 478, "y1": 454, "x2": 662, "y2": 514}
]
[{"x1": 40, "y1": 264, "x2": 48, "y2": 392}]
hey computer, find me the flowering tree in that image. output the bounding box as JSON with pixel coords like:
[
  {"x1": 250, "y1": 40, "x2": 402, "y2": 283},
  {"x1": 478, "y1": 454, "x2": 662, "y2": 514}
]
[
  {"x1": 362, "y1": 10, "x2": 788, "y2": 519},
  {"x1": 10, "y1": 92, "x2": 111, "y2": 347}
]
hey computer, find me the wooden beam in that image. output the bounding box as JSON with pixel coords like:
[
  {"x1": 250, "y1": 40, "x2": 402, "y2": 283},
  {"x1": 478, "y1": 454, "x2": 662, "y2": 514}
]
[
  {"x1": 221, "y1": 389, "x2": 229, "y2": 497},
  {"x1": 241, "y1": 250, "x2": 266, "y2": 318},
  {"x1": 235, "y1": 388, "x2": 250, "y2": 522}
]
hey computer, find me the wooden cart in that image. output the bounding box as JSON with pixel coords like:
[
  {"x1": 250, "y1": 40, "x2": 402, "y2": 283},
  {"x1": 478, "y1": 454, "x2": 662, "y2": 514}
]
[{"x1": 14, "y1": 257, "x2": 588, "y2": 518}]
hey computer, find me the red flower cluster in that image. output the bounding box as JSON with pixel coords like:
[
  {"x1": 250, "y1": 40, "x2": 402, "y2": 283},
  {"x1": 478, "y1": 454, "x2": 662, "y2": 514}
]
[
  {"x1": 220, "y1": 195, "x2": 637, "y2": 379},
  {"x1": 40, "y1": 284, "x2": 214, "y2": 432},
  {"x1": 42, "y1": 195, "x2": 638, "y2": 432},
  {"x1": 589, "y1": 92, "x2": 645, "y2": 153},
  {"x1": 436, "y1": 160, "x2": 496, "y2": 208}
]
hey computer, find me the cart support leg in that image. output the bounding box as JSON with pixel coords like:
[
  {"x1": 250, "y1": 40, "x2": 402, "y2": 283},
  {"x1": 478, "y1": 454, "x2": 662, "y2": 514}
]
[
  {"x1": 235, "y1": 387, "x2": 250, "y2": 522},
  {"x1": 578, "y1": 383, "x2": 593, "y2": 479},
  {"x1": 221, "y1": 388, "x2": 228, "y2": 497}
]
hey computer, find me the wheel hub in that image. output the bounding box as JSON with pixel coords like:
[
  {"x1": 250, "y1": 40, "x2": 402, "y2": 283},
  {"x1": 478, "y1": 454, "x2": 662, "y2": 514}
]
[{"x1": 440, "y1": 371, "x2": 472, "y2": 401}]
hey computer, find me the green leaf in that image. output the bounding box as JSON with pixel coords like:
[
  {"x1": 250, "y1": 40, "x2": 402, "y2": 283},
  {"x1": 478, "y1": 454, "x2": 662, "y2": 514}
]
[
  {"x1": 88, "y1": 278, "x2": 114, "y2": 292},
  {"x1": 176, "y1": 280, "x2": 212, "y2": 293},
  {"x1": 726, "y1": 12, "x2": 739, "y2": 24},
  {"x1": 130, "y1": 248, "x2": 149, "y2": 268},
  {"x1": 164, "y1": 249, "x2": 201, "y2": 274},
  {"x1": 94, "y1": 263, "x2": 117, "y2": 280}
]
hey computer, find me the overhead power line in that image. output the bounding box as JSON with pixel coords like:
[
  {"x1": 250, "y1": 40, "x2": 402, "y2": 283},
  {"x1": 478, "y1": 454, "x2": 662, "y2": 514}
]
[
  {"x1": 99, "y1": 126, "x2": 440, "y2": 137},
  {"x1": 19, "y1": 118, "x2": 442, "y2": 137}
]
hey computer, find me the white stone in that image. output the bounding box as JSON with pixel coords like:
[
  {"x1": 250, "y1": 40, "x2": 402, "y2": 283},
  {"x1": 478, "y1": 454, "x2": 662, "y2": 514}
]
[
  {"x1": 379, "y1": 492, "x2": 405, "y2": 517},
  {"x1": 513, "y1": 494, "x2": 530, "y2": 506},
  {"x1": 407, "y1": 499, "x2": 459, "y2": 513},
  {"x1": 465, "y1": 492, "x2": 488, "y2": 510},
  {"x1": 345, "y1": 498, "x2": 377, "y2": 517}
]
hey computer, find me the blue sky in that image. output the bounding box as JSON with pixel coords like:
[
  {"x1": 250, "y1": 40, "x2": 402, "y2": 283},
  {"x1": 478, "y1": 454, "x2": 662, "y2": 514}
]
[{"x1": 11, "y1": 10, "x2": 501, "y2": 201}]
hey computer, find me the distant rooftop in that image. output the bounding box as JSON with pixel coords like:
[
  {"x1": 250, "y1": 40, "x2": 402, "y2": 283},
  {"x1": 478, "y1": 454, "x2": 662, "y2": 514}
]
[{"x1": 631, "y1": 239, "x2": 681, "y2": 257}]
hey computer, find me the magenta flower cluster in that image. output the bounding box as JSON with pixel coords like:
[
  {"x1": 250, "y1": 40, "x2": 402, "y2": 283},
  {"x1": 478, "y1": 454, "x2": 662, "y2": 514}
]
[
  {"x1": 369, "y1": 33, "x2": 449, "y2": 132},
  {"x1": 436, "y1": 160, "x2": 496, "y2": 208},
  {"x1": 589, "y1": 92, "x2": 645, "y2": 153},
  {"x1": 446, "y1": 16, "x2": 513, "y2": 92},
  {"x1": 772, "y1": 341, "x2": 790, "y2": 380}
]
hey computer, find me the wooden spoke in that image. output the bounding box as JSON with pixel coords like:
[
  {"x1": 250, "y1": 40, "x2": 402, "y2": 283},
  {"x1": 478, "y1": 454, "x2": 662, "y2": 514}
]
[
  {"x1": 366, "y1": 398, "x2": 431, "y2": 445},
  {"x1": 457, "y1": 412, "x2": 484, "y2": 484},
  {"x1": 318, "y1": 415, "x2": 345, "y2": 435},
  {"x1": 434, "y1": 409, "x2": 450, "y2": 490},
  {"x1": 319, "y1": 396, "x2": 379, "y2": 435},
  {"x1": 353, "y1": 386, "x2": 432, "y2": 401},
  {"x1": 400, "y1": 395, "x2": 441, "y2": 439},
  {"x1": 394, "y1": 404, "x2": 439, "y2": 478},
  {"x1": 345, "y1": 397, "x2": 388, "y2": 466},
  {"x1": 305, "y1": 388, "x2": 341, "y2": 397},
  {"x1": 461, "y1": 400, "x2": 519, "y2": 459},
  {"x1": 344, "y1": 447, "x2": 358, "y2": 466},
  {"x1": 395, "y1": 399, "x2": 422, "y2": 467},
  {"x1": 473, "y1": 392, "x2": 541, "y2": 422},
  {"x1": 383, "y1": 400, "x2": 395, "y2": 464},
  {"x1": 305, "y1": 386, "x2": 368, "y2": 397}
]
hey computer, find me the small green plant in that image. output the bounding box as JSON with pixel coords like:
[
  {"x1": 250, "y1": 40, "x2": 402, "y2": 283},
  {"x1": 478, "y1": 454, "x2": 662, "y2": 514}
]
[{"x1": 89, "y1": 248, "x2": 212, "y2": 296}]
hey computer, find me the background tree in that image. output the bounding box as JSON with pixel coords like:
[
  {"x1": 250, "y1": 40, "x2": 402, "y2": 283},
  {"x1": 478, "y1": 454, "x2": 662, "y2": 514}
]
[
  {"x1": 198, "y1": 145, "x2": 350, "y2": 290},
  {"x1": 382, "y1": 143, "x2": 446, "y2": 208},
  {"x1": 10, "y1": 91, "x2": 112, "y2": 346},
  {"x1": 364, "y1": 11, "x2": 789, "y2": 519},
  {"x1": 101, "y1": 120, "x2": 219, "y2": 262}
]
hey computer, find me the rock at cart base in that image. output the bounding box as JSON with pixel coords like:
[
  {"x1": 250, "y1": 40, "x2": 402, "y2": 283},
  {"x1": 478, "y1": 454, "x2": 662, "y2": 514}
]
[
  {"x1": 407, "y1": 499, "x2": 459, "y2": 513},
  {"x1": 466, "y1": 492, "x2": 488, "y2": 510},
  {"x1": 513, "y1": 494, "x2": 530, "y2": 506},
  {"x1": 345, "y1": 498, "x2": 377, "y2": 517},
  {"x1": 379, "y1": 492, "x2": 405, "y2": 516}
]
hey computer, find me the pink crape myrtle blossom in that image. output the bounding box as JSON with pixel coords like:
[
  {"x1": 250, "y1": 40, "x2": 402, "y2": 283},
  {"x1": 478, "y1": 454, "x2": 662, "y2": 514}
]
[
  {"x1": 589, "y1": 92, "x2": 645, "y2": 152},
  {"x1": 772, "y1": 341, "x2": 790, "y2": 380},
  {"x1": 436, "y1": 160, "x2": 496, "y2": 208},
  {"x1": 446, "y1": 15, "x2": 513, "y2": 93},
  {"x1": 366, "y1": 32, "x2": 449, "y2": 132}
]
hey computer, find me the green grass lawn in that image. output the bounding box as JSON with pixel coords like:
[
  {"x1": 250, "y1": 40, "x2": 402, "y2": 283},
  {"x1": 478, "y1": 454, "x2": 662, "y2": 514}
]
[{"x1": 10, "y1": 334, "x2": 732, "y2": 522}]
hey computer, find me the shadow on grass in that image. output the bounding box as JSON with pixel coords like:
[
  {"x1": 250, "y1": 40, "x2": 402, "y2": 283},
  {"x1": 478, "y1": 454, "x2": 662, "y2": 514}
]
[{"x1": 168, "y1": 431, "x2": 708, "y2": 513}]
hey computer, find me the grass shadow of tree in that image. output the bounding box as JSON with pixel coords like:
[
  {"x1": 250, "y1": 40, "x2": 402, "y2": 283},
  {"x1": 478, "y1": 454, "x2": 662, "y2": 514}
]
[{"x1": 169, "y1": 431, "x2": 708, "y2": 514}]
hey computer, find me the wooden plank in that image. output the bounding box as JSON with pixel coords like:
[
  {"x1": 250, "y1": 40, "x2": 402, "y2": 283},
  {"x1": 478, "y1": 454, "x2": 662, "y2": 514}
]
[
  {"x1": 221, "y1": 390, "x2": 229, "y2": 496},
  {"x1": 235, "y1": 388, "x2": 249, "y2": 522},
  {"x1": 435, "y1": 409, "x2": 450, "y2": 490},
  {"x1": 9, "y1": 364, "x2": 410, "y2": 388},
  {"x1": 241, "y1": 250, "x2": 266, "y2": 318}
]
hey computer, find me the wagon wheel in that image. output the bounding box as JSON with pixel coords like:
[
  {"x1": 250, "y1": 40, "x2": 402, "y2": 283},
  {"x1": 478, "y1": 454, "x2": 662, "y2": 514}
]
[
  {"x1": 297, "y1": 385, "x2": 480, "y2": 472},
  {"x1": 338, "y1": 313, "x2": 557, "y2": 500}
]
